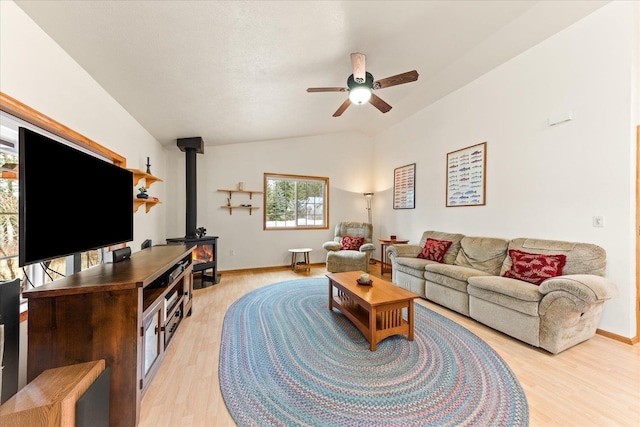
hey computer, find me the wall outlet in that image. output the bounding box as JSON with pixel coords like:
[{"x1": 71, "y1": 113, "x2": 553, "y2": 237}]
[
  {"x1": 229, "y1": 249, "x2": 235, "y2": 256},
  {"x1": 592, "y1": 216, "x2": 605, "y2": 227}
]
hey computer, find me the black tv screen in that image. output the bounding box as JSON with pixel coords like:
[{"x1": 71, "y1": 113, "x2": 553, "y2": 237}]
[{"x1": 19, "y1": 127, "x2": 133, "y2": 266}]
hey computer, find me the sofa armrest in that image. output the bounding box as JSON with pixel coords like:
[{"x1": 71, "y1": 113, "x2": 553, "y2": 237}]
[
  {"x1": 539, "y1": 274, "x2": 619, "y2": 303},
  {"x1": 359, "y1": 243, "x2": 375, "y2": 253},
  {"x1": 322, "y1": 241, "x2": 341, "y2": 252},
  {"x1": 538, "y1": 274, "x2": 618, "y2": 354},
  {"x1": 387, "y1": 244, "x2": 422, "y2": 259}
]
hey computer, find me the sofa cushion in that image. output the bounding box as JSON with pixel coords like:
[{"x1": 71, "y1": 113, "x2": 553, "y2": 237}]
[
  {"x1": 326, "y1": 250, "x2": 368, "y2": 273},
  {"x1": 502, "y1": 249, "x2": 567, "y2": 285},
  {"x1": 468, "y1": 275, "x2": 543, "y2": 302},
  {"x1": 501, "y1": 238, "x2": 606, "y2": 277},
  {"x1": 424, "y1": 264, "x2": 491, "y2": 293},
  {"x1": 454, "y1": 236, "x2": 509, "y2": 276},
  {"x1": 394, "y1": 257, "x2": 438, "y2": 278},
  {"x1": 418, "y1": 231, "x2": 465, "y2": 265},
  {"x1": 340, "y1": 236, "x2": 364, "y2": 250},
  {"x1": 417, "y1": 238, "x2": 452, "y2": 263},
  {"x1": 468, "y1": 276, "x2": 543, "y2": 317}
]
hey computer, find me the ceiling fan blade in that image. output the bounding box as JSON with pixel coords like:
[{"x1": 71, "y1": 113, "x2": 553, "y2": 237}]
[
  {"x1": 333, "y1": 99, "x2": 351, "y2": 117},
  {"x1": 307, "y1": 87, "x2": 347, "y2": 93},
  {"x1": 369, "y1": 93, "x2": 392, "y2": 113},
  {"x1": 351, "y1": 52, "x2": 366, "y2": 84},
  {"x1": 374, "y1": 70, "x2": 419, "y2": 89}
]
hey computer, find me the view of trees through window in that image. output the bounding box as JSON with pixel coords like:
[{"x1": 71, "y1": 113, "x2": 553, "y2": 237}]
[
  {"x1": 1, "y1": 112, "x2": 104, "y2": 294},
  {"x1": 264, "y1": 174, "x2": 329, "y2": 229},
  {"x1": 0, "y1": 147, "x2": 20, "y2": 282},
  {"x1": 41, "y1": 250, "x2": 100, "y2": 284}
]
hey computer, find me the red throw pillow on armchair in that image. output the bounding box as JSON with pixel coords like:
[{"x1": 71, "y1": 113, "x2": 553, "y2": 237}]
[
  {"x1": 502, "y1": 249, "x2": 567, "y2": 285},
  {"x1": 340, "y1": 236, "x2": 365, "y2": 250},
  {"x1": 417, "y1": 238, "x2": 453, "y2": 263}
]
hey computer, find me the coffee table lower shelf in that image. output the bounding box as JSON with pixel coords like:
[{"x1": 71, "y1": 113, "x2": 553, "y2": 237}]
[{"x1": 331, "y1": 294, "x2": 411, "y2": 351}]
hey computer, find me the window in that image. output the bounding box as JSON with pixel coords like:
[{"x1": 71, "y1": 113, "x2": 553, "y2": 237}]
[
  {"x1": 264, "y1": 173, "x2": 329, "y2": 230},
  {"x1": 0, "y1": 128, "x2": 20, "y2": 283},
  {"x1": 0, "y1": 109, "x2": 107, "y2": 295}
]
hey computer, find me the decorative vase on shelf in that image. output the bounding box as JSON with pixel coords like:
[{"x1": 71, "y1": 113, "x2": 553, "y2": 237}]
[{"x1": 137, "y1": 187, "x2": 149, "y2": 199}]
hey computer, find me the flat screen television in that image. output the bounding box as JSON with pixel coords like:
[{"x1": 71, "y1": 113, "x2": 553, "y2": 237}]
[{"x1": 18, "y1": 127, "x2": 133, "y2": 266}]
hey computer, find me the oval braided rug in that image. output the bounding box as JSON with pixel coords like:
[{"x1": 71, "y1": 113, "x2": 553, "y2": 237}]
[{"x1": 219, "y1": 278, "x2": 529, "y2": 426}]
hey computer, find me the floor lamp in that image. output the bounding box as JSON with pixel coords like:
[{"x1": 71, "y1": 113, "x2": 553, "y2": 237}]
[{"x1": 364, "y1": 192, "x2": 375, "y2": 264}]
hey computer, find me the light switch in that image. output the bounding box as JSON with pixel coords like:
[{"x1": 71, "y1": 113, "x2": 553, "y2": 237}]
[{"x1": 593, "y1": 216, "x2": 605, "y2": 227}]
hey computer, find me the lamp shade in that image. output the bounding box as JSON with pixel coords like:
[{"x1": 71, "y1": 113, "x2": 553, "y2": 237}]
[
  {"x1": 347, "y1": 72, "x2": 374, "y2": 105},
  {"x1": 349, "y1": 87, "x2": 371, "y2": 104},
  {"x1": 364, "y1": 192, "x2": 374, "y2": 211}
]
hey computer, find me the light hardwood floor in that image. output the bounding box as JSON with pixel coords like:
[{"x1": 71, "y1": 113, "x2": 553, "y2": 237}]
[{"x1": 139, "y1": 264, "x2": 640, "y2": 427}]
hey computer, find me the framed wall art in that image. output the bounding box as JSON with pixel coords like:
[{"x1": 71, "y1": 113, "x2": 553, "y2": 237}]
[
  {"x1": 393, "y1": 163, "x2": 415, "y2": 209},
  {"x1": 446, "y1": 142, "x2": 486, "y2": 207}
]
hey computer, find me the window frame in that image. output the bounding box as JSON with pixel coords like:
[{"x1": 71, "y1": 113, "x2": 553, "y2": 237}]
[
  {"x1": 0, "y1": 92, "x2": 126, "y2": 303},
  {"x1": 263, "y1": 173, "x2": 329, "y2": 230}
]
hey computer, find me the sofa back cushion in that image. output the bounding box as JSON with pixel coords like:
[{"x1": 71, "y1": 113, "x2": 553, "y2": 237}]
[
  {"x1": 454, "y1": 236, "x2": 509, "y2": 276},
  {"x1": 418, "y1": 231, "x2": 464, "y2": 265},
  {"x1": 500, "y1": 238, "x2": 606, "y2": 278}
]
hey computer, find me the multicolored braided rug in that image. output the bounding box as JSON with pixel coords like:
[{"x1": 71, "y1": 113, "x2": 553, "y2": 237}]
[{"x1": 219, "y1": 278, "x2": 529, "y2": 426}]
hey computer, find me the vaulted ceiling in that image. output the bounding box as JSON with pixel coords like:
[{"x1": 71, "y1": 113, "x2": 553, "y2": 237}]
[{"x1": 15, "y1": 1, "x2": 607, "y2": 147}]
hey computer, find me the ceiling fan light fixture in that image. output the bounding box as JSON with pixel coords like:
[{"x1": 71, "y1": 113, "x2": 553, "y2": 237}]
[{"x1": 349, "y1": 87, "x2": 371, "y2": 104}]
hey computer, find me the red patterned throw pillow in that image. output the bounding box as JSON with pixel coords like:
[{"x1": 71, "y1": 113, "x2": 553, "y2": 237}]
[
  {"x1": 502, "y1": 249, "x2": 567, "y2": 285},
  {"x1": 417, "y1": 238, "x2": 453, "y2": 263},
  {"x1": 341, "y1": 236, "x2": 365, "y2": 251}
]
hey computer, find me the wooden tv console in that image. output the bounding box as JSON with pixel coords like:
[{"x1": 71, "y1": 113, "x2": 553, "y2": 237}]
[{"x1": 23, "y1": 244, "x2": 195, "y2": 427}]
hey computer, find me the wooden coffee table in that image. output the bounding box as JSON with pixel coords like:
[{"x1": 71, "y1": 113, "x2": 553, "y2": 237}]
[{"x1": 326, "y1": 271, "x2": 419, "y2": 351}]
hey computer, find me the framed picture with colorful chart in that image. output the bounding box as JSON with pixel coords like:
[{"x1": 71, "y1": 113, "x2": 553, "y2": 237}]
[
  {"x1": 393, "y1": 163, "x2": 415, "y2": 209},
  {"x1": 446, "y1": 142, "x2": 486, "y2": 207}
]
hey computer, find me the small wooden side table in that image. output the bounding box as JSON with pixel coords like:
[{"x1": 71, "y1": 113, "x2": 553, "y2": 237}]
[
  {"x1": 378, "y1": 238, "x2": 409, "y2": 276},
  {"x1": 288, "y1": 248, "x2": 312, "y2": 272}
]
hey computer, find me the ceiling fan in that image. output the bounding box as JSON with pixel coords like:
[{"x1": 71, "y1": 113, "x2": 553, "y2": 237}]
[{"x1": 307, "y1": 52, "x2": 419, "y2": 117}]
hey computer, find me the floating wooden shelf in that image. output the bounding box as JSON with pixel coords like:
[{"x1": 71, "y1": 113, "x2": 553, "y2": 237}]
[
  {"x1": 128, "y1": 169, "x2": 163, "y2": 188},
  {"x1": 217, "y1": 189, "x2": 263, "y2": 200},
  {"x1": 1, "y1": 170, "x2": 17, "y2": 180},
  {"x1": 134, "y1": 198, "x2": 161, "y2": 213},
  {"x1": 1, "y1": 163, "x2": 18, "y2": 180},
  {"x1": 218, "y1": 188, "x2": 262, "y2": 215},
  {"x1": 221, "y1": 205, "x2": 260, "y2": 215},
  {"x1": 130, "y1": 169, "x2": 163, "y2": 212}
]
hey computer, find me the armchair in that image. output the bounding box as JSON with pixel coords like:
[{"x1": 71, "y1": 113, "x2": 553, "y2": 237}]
[{"x1": 322, "y1": 222, "x2": 375, "y2": 273}]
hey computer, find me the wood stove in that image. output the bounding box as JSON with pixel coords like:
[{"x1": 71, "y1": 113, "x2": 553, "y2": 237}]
[
  {"x1": 166, "y1": 236, "x2": 218, "y2": 288},
  {"x1": 167, "y1": 136, "x2": 219, "y2": 288}
]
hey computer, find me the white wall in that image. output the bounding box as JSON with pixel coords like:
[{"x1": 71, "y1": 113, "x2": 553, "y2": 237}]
[
  {"x1": 166, "y1": 132, "x2": 374, "y2": 269},
  {"x1": 373, "y1": 1, "x2": 638, "y2": 338},
  {"x1": 1, "y1": 0, "x2": 174, "y2": 390},
  {"x1": 0, "y1": 1, "x2": 169, "y2": 251},
  {"x1": 1, "y1": 0, "x2": 635, "y2": 341}
]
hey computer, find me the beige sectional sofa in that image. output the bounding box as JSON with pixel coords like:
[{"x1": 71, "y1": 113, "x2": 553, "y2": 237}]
[{"x1": 387, "y1": 231, "x2": 619, "y2": 354}]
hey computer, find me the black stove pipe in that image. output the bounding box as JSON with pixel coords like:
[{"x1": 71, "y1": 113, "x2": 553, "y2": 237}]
[
  {"x1": 185, "y1": 147, "x2": 197, "y2": 238},
  {"x1": 176, "y1": 137, "x2": 205, "y2": 239}
]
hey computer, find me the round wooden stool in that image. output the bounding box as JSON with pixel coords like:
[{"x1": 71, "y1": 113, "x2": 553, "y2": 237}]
[{"x1": 288, "y1": 248, "x2": 312, "y2": 272}]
